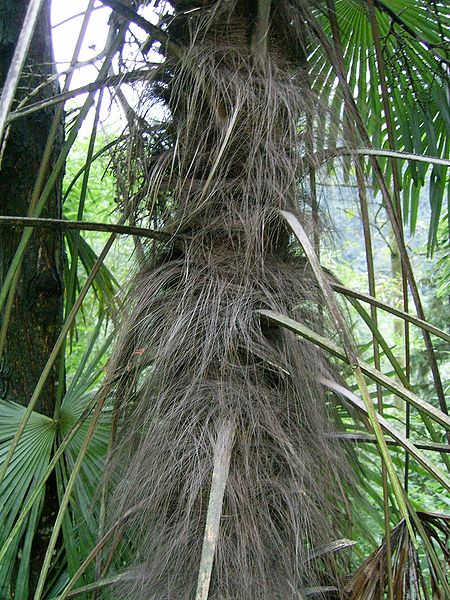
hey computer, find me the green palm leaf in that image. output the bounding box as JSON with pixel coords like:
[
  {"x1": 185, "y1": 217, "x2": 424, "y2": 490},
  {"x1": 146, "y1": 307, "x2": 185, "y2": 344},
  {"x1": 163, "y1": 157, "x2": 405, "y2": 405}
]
[
  {"x1": 0, "y1": 400, "x2": 55, "y2": 598},
  {"x1": 64, "y1": 229, "x2": 119, "y2": 314},
  {"x1": 0, "y1": 322, "x2": 112, "y2": 595},
  {"x1": 310, "y1": 0, "x2": 450, "y2": 250}
]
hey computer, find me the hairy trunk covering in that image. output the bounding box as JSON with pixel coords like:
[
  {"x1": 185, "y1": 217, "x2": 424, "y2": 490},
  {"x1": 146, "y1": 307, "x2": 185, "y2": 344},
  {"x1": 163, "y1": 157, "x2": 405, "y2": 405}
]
[{"x1": 104, "y1": 2, "x2": 352, "y2": 598}]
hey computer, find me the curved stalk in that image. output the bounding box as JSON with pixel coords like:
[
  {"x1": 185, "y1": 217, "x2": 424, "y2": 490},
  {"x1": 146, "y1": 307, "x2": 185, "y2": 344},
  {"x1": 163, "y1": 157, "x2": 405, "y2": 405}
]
[
  {"x1": 320, "y1": 378, "x2": 450, "y2": 493},
  {"x1": 260, "y1": 308, "x2": 450, "y2": 432},
  {"x1": 280, "y1": 209, "x2": 415, "y2": 542},
  {"x1": 332, "y1": 285, "x2": 450, "y2": 344},
  {"x1": 298, "y1": 3, "x2": 448, "y2": 418}
]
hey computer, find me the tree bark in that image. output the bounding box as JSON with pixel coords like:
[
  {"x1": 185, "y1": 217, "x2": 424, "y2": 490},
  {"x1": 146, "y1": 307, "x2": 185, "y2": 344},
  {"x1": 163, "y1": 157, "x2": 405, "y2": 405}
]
[
  {"x1": 0, "y1": 0, "x2": 64, "y2": 592},
  {"x1": 0, "y1": 0, "x2": 64, "y2": 415}
]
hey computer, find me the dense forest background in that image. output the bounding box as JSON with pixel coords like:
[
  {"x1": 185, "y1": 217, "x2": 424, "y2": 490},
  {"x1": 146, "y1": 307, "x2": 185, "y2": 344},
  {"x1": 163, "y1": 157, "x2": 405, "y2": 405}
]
[{"x1": 0, "y1": 1, "x2": 449, "y2": 599}]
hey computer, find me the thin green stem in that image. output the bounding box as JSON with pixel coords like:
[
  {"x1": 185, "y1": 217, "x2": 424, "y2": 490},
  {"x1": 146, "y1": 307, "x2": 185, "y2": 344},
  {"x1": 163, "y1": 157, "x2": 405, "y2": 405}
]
[
  {"x1": 347, "y1": 295, "x2": 450, "y2": 472},
  {"x1": 331, "y1": 434, "x2": 450, "y2": 454},
  {"x1": 55, "y1": 89, "x2": 105, "y2": 421},
  {"x1": 7, "y1": 68, "x2": 153, "y2": 123},
  {"x1": 260, "y1": 307, "x2": 450, "y2": 431},
  {"x1": 280, "y1": 210, "x2": 416, "y2": 545},
  {"x1": 51, "y1": 573, "x2": 127, "y2": 600},
  {"x1": 32, "y1": 388, "x2": 109, "y2": 599},
  {"x1": 367, "y1": 0, "x2": 412, "y2": 498},
  {"x1": 332, "y1": 284, "x2": 450, "y2": 343},
  {"x1": 326, "y1": 0, "x2": 396, "y2": 576},
  {"x1": 320, "y1": 378, "x2": 450, "y2": 493},
  {"x1": 53, "y1": 501, "x2": 146, "y2": 600}
]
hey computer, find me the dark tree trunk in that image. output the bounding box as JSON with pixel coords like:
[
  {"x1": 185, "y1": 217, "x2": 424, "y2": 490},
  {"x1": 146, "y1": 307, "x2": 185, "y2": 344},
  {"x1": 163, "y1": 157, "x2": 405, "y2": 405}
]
[
  {"x1": 0, "y1": 0, "x2": 64, "y2": 414},
  {"x1": 0, "y1": 0, "x2": 64, "y2": 593}
]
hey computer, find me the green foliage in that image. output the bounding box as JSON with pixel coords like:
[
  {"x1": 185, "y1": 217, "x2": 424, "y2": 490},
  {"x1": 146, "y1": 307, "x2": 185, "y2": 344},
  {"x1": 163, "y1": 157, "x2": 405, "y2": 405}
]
[
  {"x1": 0, "y1": 320, "x2": 112, "y2": 598},
  {"x1": 313, "y1": 0, "x2": 450, "y2": 251},
  {"x1": 0, "y1": 401, "x2": 55, "y2": 599}
]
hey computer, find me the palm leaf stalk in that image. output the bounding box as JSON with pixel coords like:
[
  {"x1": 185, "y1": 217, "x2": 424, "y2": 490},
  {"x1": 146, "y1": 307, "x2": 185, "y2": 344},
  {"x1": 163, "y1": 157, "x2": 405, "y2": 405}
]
[
  {"x1": 280, "y1": 210, "x2": 414, "y2": 541},
  {"x1": 55, "y1": 89, "x2": 106, "y2": 422},
  {"x1": 324, "y1": 2, "x2": 394, "y2": 590},
  {"x1": 260, "y1": 310, "x2": 449, "y2": 431},
  {"x1": 367, "y1": 0, "x2": 412, "y2": 499}
]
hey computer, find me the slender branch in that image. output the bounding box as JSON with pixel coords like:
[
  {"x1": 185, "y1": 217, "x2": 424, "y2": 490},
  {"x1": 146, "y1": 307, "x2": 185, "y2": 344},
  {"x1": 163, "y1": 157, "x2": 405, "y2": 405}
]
[
  {"x1": 63, "y1": 137, "x2": 125, "y2": 202},
  {"x1": 260, "y1": 308, "x2": 450, "y2": 431},
  {"x1": 330, "y1": 433, "x2": 450, "y2": 454},
  {"x1": 51, "y1": 574, "x2": 127, "y2": 600},
  {"x1": 7, "y1": 68, "x2": 155, "y2": 123},
  {"x1": 0, "y1": 216, "x2": 172, "y2": 242},
  {"x1": 325, "y1": 4, "x2": 394, "y2": 586},
  {"x1": 52, "y1": 6, "x2": 103, "y2": 30},
  {"x1": 367, "y1": 0, "x2": 412, "y2": 497},
  {"x1": 54, "y1": 499, "x2": 148, "y2": 600},
  {"x1": 98, "y1": 0, "x2": 181, "y2": 58},
  {"x1": 320, "y1": 147, "x2": 450, "y2": 168},
  {"x1": 332, "y1": 284, "x2": 450, "y2": 344},
  {"x1": 321, "y1": 378, "x2": 450, "y2": 493},
  {"x1": 14, "y1": 56, "x2": 104, "y2": 113},
  {"x1": 281, "y1": 210, "x2": 417, "y2": 543}
]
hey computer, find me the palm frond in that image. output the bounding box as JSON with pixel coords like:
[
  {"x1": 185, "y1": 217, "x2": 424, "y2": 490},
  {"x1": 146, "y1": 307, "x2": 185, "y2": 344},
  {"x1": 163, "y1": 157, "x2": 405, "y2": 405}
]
[
  {"x1": 0, "y1": 400, "x2": 55, "y2": 598},
  {"x1": 349, "y1": 511, "x2": 450, "y2": 599},
  {"x1": 310, "y1": 0, "x2": 450, "y2": 250}
]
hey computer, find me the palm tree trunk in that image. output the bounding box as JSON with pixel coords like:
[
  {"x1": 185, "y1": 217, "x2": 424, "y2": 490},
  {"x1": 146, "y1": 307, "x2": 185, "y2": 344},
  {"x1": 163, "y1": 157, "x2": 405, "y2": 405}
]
[{"x1": 105, "y1": 2, "x2": 352, "y2": 598}]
